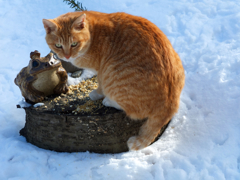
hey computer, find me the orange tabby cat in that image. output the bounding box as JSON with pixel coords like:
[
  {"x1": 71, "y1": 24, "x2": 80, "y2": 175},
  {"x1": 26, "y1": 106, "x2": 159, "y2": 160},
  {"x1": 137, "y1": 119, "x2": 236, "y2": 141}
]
[{"x1": 42, "y1": 11, "x2": 185, "y2": 150}]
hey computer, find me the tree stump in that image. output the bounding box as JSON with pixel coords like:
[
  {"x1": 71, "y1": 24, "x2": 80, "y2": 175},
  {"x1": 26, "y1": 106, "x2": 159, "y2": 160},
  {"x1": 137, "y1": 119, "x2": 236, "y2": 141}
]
[{"x1": 19, "y1": 77, "x2": 170, "y2": 153}]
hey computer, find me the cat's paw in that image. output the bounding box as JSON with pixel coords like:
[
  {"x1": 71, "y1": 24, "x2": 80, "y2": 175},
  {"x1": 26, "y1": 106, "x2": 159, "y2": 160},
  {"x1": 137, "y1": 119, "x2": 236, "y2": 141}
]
[
  {"x1": 102, "y1": 97, "x2": 122, "y2": 110},
  {"x1": 127, "y1": 136, "x2": 147, "y2": 151},
  {"x1": 89, "y1": 90, "x2": 104, "y2": 101}
]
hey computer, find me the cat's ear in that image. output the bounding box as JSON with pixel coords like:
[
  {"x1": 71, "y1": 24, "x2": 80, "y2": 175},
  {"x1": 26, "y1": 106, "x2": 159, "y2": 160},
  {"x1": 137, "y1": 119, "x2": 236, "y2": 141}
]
[
  {"x1": 72, "y1": 13, "x2": 86, "y2": 31},
  {"x1": 42, "y1": 19, "x2": 57, "y2": 34}
]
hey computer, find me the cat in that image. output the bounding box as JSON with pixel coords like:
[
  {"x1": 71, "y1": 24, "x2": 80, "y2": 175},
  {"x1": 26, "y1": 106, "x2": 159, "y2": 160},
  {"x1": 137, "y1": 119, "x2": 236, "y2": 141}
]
[{"x1": 42, "y1": 11, "x2": 185, "y2": 151}]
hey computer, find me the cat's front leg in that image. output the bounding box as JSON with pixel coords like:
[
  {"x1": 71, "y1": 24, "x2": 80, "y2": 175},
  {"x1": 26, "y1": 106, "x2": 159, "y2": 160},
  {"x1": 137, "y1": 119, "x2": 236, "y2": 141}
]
[
  {"x1": 89, "y1": 75, "x2": 104, "y2": 101},
  {"x1": 102, "y1": 97, "x2": 122, "y2": 110},
  {"x1": 89, "y1": 89, "x2": 104, "y2": 101}
]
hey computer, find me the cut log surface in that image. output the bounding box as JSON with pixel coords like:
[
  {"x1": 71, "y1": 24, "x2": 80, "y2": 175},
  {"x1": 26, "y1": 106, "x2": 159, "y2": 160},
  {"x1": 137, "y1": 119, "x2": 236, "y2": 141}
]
[{"x1": 20, "y1": 77, "x2": 170, "y2": 153}]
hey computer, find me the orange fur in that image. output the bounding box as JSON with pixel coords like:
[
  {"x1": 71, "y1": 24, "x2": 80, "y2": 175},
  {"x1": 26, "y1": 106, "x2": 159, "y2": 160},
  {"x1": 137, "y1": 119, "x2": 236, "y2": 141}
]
[{"x1": 43, "y1": 11, "x2": 185, "y2": 150}]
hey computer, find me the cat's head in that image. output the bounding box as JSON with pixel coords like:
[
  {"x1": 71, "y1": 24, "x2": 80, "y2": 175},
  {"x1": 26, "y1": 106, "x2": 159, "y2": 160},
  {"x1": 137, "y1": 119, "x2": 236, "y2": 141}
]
[{"x1": 42, "y1": 13, "x2": 90, "y2": 62}]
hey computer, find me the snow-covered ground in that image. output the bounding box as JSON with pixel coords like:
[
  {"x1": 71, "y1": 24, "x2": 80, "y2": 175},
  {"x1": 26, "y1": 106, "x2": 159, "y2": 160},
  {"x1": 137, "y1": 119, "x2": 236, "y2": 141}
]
[{"x1": 1, "y1": 0, "x2": 240, "y2": 179}]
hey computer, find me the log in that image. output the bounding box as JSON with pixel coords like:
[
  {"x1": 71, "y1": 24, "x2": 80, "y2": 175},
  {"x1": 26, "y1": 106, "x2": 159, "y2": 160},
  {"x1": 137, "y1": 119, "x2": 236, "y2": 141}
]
[{"x1": 19, "y1": 77, "x2": 170, "y2": 153}]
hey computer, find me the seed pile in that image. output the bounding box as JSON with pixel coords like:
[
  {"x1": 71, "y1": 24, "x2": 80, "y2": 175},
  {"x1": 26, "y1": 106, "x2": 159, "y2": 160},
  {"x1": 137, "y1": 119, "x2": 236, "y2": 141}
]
[{"x1": 32, "y1": 76, "x2": 113, "y2": 115}]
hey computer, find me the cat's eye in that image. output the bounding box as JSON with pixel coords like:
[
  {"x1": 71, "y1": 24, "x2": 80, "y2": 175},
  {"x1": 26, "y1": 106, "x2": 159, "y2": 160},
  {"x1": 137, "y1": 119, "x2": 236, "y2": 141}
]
[
  {"x1": 71, "y1": 42, "x2": 78, "y2": 47},
  {"x1": 32, "y1": 60, "x2": 39, "y2": 68},
  {"x1": 55, "y1": 43, "x2": 62, "y2": 48}
]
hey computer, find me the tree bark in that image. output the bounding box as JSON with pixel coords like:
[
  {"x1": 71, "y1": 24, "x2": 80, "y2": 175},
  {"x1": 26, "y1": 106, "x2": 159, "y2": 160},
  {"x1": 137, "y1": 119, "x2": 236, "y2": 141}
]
[{"x1": 20, "y1": 106, "x2": 170, "y2": 153}]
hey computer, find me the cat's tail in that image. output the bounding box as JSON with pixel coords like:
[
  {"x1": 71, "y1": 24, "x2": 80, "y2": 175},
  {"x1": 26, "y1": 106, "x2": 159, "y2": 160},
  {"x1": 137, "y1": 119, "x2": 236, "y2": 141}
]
[{"x1": 127, "y1": 114, "x2": 172, "y2": 151}]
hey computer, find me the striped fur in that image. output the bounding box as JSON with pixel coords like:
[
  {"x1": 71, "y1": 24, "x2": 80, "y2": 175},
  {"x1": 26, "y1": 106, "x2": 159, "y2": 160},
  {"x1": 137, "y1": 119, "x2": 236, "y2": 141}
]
[{"x1": 43, "y1": 11, "x2": 185, "y2": 150}]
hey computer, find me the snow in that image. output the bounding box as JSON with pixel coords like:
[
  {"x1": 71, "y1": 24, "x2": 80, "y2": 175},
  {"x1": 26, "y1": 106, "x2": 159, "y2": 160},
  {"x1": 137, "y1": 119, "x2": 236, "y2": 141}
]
[
  {"x1": 33, "y1": 103, "x2": 45, "y2": 108},
  {"x1": 67, "y1": 70, "x2": 97, "y2": 85},
  {"x1": 0, "y1": 0, "x2": 240, "y2": 179}
]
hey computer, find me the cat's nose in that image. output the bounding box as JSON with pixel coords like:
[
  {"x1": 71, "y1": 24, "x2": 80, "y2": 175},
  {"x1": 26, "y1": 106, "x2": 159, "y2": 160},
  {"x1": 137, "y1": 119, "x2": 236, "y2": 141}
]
[{"x1": 65, "y1": 55, "x2": 71, "y2": 59}]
